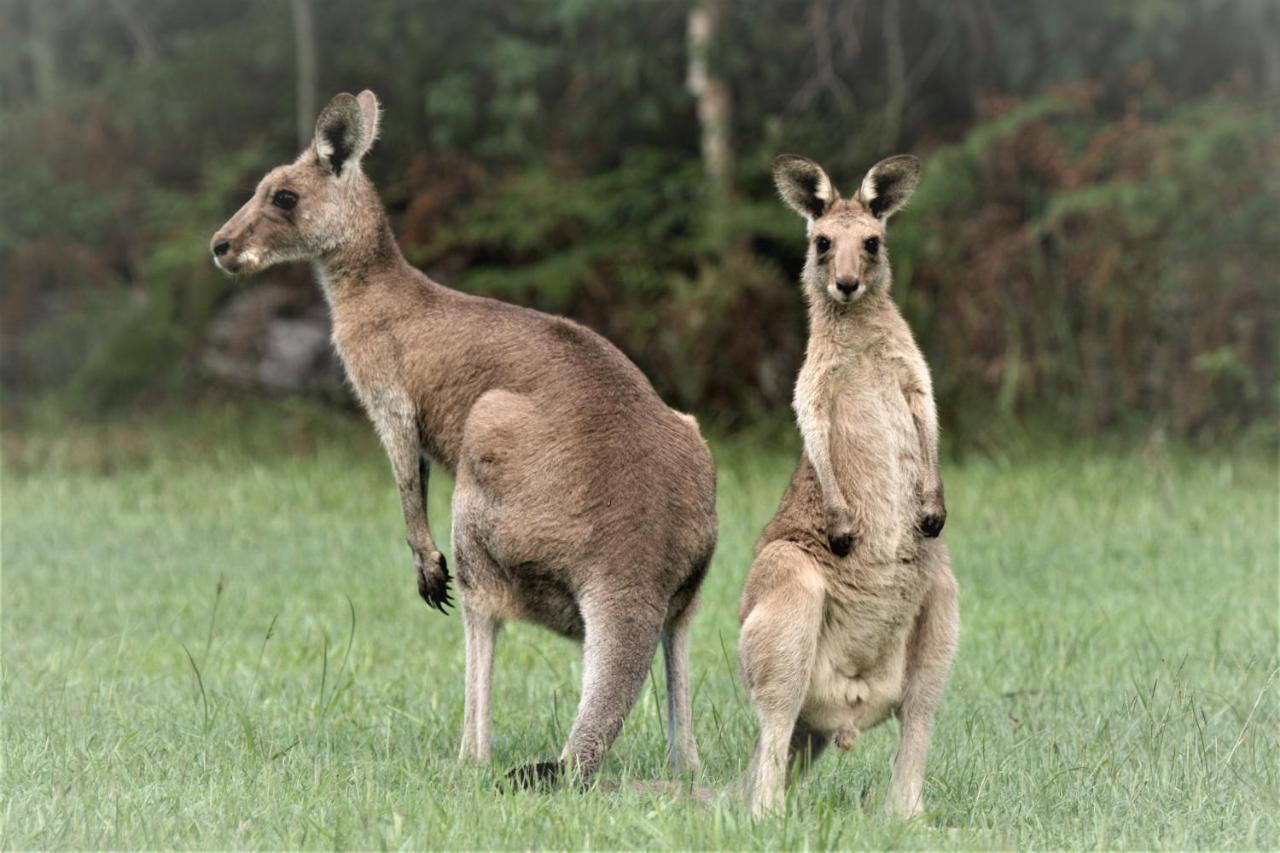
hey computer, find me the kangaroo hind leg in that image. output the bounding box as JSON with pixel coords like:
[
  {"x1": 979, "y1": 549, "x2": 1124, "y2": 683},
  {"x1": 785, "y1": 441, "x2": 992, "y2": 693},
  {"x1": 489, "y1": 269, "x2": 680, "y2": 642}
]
[
  {"x1": 451, "y1": 495, "x2": 502, "y2": 764},
  {"x1": 505, "y1": 583, "x2": 665, "y2": 789},
  {"x1": 738, "y1": 541, "x2": 826, "y2": 819},
  {"x1": 884, "y1": 545, "x2": 959, "y2": 819}
]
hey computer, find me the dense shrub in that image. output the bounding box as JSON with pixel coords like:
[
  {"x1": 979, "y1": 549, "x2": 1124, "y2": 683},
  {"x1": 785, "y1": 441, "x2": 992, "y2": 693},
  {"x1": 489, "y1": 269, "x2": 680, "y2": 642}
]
[{"x1": 897, "y1": 88, "x2": 1279, "y2": 439}]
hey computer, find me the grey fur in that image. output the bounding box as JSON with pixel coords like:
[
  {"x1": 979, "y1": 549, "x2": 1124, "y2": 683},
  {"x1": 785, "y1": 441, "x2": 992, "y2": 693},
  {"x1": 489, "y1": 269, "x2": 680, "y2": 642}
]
[{"x1": 211, "y1": 91, "x2": 717, "y2": 783}]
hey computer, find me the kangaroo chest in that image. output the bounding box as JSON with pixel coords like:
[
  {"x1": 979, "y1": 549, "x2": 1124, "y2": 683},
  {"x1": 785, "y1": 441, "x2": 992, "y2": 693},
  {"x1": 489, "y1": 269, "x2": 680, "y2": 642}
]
[{"x1": 798, "y1": 347, "x2": 923, "y2": 555}]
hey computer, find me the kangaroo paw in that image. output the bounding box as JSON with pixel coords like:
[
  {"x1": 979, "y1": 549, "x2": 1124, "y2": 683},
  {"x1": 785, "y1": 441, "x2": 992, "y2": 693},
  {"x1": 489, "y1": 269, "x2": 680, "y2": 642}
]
[
  {"x1": 825, "y1": 505, "x2": 856, "y2": 557},
  {"x1": 415, "y1": 550, "x2": 453, "y2": 613},
  {"x1": 917, "y1": 497, "x2": 946, "y2": 538}
]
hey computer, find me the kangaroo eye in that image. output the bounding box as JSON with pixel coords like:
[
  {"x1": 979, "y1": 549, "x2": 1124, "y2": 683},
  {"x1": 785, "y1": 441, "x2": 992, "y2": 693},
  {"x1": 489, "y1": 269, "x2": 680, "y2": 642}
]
[
  {"x1": 272, "y1": 190, "x2": 298, "y2": 211},
  {"x1": 814, "y1": 236, "x2": 831, "y2": 254},
  {"x1": 864, "y1": 237, "x2": 880, "y2": 255}
]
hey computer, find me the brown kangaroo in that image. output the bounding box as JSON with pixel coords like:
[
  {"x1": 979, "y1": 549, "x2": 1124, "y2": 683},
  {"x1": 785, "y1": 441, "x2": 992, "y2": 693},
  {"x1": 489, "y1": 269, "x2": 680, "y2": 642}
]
[
  {"x1": 210, "y1": 91, "x2": 717, "y2": 786},
  {"x1": 736, "y1": 154, "x2": 959, "y2": 819}
]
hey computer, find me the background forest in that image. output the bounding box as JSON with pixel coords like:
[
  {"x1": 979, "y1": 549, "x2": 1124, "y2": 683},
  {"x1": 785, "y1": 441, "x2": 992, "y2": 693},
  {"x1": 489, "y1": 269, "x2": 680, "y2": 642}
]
[{"x1": 3, "y1": 0, "x2": 1278, "y2": 442}]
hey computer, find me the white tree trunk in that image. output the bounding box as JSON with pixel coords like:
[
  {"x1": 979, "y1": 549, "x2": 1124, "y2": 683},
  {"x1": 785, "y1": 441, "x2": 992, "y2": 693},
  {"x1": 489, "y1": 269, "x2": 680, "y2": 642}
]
[
  {"x1": 27, "y1": 0, "x2": 60, "y2": 104},
  {"x1": 687, "y1": 0, "x2": 734, "y2": 236},
  {"x1": 290, "y1": 0, "x2": 318, "y2": 150}
]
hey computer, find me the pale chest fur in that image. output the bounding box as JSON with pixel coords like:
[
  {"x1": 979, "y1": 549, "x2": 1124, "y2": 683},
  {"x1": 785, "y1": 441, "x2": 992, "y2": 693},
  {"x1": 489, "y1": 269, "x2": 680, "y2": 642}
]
[{"x1": 795, "y1": 337, "x2": 923, "y2": 560}]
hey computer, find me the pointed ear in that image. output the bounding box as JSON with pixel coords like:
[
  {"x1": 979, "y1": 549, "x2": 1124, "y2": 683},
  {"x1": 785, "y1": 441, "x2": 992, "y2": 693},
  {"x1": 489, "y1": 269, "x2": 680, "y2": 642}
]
[
  {"x1": 857, "y1": 154, "x2": 920, "y2": 220},
  {"x1": 314, "y1": 90, "x2": 380, "y2": 176},
  {"x1": 356, "y1": 89, "x2": 381, "y2": 142},
  {"x1": 773, "y1": 155, "x2": 838, "y2": 220}
]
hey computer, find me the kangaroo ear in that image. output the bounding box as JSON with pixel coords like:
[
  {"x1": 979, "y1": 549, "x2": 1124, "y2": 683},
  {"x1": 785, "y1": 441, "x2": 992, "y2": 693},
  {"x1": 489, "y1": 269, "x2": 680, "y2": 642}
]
[
  {"x1": 314, "y1": 90, "x2": 380, "y2": 176},
  {"x1": 857, "y1": 154, "x2": 920, "y2": 220},
  {"x1": 773, "y1": 155, "x2": 838, "y2": 220},
  {"x1": 356, "y1": 89, "x2": 381, "y2": 143}
]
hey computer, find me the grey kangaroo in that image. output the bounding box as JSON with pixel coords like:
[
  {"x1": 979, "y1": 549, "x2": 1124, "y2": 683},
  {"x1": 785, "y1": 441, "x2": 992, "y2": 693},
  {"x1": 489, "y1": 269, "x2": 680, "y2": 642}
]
[
  {"x1": 210, "y1": 91, "x2": 717, "y2": 786},
  {"x1": 737, "y1": 154, "x2": 959, "y2": 818}
]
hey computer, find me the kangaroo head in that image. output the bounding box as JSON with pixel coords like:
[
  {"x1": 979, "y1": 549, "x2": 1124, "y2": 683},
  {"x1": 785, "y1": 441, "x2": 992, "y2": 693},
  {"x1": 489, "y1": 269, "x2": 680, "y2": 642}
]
[
  {"x1": 211, "y1": 91, "x2": 382, "y2": 275},
  {"x1": 773, "y1": 153, "x2": 919, "y2": 306}
]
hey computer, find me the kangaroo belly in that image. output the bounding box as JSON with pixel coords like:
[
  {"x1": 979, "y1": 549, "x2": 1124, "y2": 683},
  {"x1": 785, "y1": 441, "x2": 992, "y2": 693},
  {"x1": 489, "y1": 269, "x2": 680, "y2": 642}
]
[
  {"x1": 800, "y1": 547, "x2": 929, "y2": 738},
  {"x1": 802, "y1": 621, "x2": 908, "y2": 736}
]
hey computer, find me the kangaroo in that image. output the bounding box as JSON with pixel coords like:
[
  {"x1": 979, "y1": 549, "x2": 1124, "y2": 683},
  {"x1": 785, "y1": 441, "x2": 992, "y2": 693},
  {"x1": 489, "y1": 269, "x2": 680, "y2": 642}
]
[
  {"x1": 210, "y1": 91, "x2": 717, "y2": 785},
  {"x1": 736, "y1": 154, "x2": 959, "y2": 819}
]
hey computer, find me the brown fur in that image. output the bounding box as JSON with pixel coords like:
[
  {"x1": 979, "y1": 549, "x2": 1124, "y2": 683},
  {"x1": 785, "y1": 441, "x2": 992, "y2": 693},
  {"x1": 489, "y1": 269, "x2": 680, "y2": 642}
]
[
  {"x1": 211, "y1": 92, "x2": 717, "y2": 783},
  {"x1": 736, "y1": 155, "x2": 959, "y2": 819}
]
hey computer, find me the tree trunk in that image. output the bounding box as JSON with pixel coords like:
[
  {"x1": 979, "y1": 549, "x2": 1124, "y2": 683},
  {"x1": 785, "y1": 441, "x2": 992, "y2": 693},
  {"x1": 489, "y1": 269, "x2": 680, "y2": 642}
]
[
  {"x1": 880, "y1": 0, "x2": 905, "y2": 151},
  {"x1": 107, "y1": 0, "x2": 156, "y2": 64},
  {"x1": 27, "y1": 0, "x2": 59, "y2": 105},
  {"x1": 687, "y1": 0, "x2": 733, "y2": 243},
  {"x1": 290, "y1": 0, "x2": 318, "y2": 150}
]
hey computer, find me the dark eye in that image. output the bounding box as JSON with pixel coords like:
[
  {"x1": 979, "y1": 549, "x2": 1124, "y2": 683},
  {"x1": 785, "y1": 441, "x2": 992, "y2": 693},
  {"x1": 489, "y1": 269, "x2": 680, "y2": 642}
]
[
  {"x1": 272, "y1": 190, "x2": 298, "y2": 211},
  {"x1": 814, "y1": 236, "x2": 831, "y2": 254},
  {"x1": 864, "y1": 237, "x2": 880, "y2": 255}
]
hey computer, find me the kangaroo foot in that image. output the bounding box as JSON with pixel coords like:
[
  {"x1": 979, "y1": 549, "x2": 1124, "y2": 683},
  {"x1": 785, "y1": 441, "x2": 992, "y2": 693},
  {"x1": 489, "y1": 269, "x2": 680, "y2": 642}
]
[{"x1": 501, "y1": 760, "x2": 570, "y2": 792}]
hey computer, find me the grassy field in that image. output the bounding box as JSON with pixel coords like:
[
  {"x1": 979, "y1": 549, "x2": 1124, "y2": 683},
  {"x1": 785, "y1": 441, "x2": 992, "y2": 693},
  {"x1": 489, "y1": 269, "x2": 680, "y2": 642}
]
[{"x1": 3, "y1": 401, "x2": 1277, "y2": 849}]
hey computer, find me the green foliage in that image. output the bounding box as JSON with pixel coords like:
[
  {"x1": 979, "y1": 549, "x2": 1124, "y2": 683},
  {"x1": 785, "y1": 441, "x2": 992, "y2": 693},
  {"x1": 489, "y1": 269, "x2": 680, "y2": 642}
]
[{"x1": 894, "y1": 89, "x2": 1280, "y2": 439}]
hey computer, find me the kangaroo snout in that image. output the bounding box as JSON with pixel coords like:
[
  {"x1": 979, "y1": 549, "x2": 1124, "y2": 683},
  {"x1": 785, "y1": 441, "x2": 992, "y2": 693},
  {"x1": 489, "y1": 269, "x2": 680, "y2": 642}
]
[
  {"x1": 210, "y1": 181, "x2": 287, "y2": 275},
  {"x1": 209, "y1": 232, "x2": 242, "y2": 273},
  {"x1": 828, "y1": 277, "x2": 862, "y2": 303},
  {"x1": 209, "y1": 222, "x2": 258, "y2": 274}
]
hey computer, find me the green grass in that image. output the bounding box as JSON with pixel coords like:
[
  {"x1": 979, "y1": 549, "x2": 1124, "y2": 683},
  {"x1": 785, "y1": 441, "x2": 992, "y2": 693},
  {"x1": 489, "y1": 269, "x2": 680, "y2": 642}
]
[{"x1": 3, "y1": 401, "x2": 1277, "y2": 849}]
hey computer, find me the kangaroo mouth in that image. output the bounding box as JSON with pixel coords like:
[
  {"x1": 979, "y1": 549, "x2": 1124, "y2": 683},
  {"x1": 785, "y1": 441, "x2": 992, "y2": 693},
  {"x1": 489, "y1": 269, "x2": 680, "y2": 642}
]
[
  {"x1": 213, "y1": 248, "x2": 264, "y2": 276},
  {"x1": 826, "y1": 285, "x2": 862, "y2": 304}
]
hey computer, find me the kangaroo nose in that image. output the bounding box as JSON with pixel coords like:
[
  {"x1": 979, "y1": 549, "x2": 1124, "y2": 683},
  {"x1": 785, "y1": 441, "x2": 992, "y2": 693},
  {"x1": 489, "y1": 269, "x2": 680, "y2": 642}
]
[
  {"x1": 212, "y1": 240, "x2": 231, "y2": 257},
  {"x1": 836, "y1": 278, "x2": 859, "y2": 296}
]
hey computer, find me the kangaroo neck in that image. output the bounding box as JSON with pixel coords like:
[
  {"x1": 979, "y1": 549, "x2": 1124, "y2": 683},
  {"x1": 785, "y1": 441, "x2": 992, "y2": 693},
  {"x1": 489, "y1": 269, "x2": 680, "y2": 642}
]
[
  {"x1": 806, "y1": 288, "x2": 893, "y2": 351},
  {"x1": 312, "y1": 213, "x2": 413, "y2": 307}
]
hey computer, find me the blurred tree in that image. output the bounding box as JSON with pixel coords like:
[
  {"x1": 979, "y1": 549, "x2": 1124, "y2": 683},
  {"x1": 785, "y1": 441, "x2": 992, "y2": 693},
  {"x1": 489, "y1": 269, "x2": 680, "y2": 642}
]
[
  {"x1": 290, "y1": 0, "x2": 318, "y2": 151},
  {"x1": 106, "y1": 0, "x2": 156, "y2": 64},
  {"x1": 0, "y1": 0, "x2": 1275, "y2": 440},
  {"x1": 688, "y1": 0, "x2": 734, "y2": 242},
  {"x1": 25, "y1": 0, "x2": 59, "y2": 104}
]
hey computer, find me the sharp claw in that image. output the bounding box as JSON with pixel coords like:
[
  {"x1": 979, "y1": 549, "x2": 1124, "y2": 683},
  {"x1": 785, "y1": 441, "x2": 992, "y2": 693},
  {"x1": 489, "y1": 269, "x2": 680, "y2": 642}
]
[
  {"x1": 415, "y1": 548, "x2": 456, "y2": 614},
  {"x1": 420, "y1": 573, "x2": 453, "y2": 615}
]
